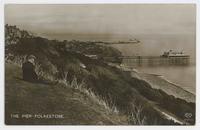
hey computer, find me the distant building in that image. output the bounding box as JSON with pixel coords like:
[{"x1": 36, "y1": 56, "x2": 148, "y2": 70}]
[{"x1": 162, "y1": 50, "x2": 189, "y2": 57}]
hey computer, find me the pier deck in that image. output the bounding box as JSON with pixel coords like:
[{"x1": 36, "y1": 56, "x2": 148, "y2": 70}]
[{"x1": 120, "y1": 56, "x2": 190, "y2": 66}]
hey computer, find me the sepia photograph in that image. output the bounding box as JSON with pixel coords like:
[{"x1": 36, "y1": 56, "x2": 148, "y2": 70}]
[{"x1": 4, "y1": 4, "x2": 196, "y2": 125}]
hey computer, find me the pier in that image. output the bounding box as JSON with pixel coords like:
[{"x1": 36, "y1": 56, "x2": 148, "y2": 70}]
[{"x1": 120, "y1": 56, "x2": 190, "y2": 66}]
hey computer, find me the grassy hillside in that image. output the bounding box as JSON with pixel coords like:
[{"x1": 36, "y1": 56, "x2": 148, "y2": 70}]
[
  {"x1": 5, "y1": 25, "x2": 195, "y2": 125},
  {"x1": 63, "y1": 40, "x2": 122, "y2": 63},
  {"x1": 5, "y1": 63, "x2": 127, "y2": 125}
]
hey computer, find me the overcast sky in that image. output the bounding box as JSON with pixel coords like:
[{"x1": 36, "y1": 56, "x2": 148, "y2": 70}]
[{"x1": 5, "y1": 4, "x2": 196, "y2": 57}]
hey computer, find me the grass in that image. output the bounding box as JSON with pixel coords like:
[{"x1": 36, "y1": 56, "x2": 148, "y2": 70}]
[
  {"x1": 5, "y1": 53, "x2": 187, "y2": 125},
  {"x1": 5, "y1": 25, "x2": 196, "y2": 125},
  {"x1": 5, "y1": 63, "x2": 128, "y2": 125},
  {"x1": 128, "y1": 101, "x2": 147, "y2": 125},
  {"x1": 4, "y1": 57, "x2": 164, "y2": 125}
]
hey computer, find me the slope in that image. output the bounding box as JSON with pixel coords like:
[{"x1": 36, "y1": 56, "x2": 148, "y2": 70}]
[{"x1": 5, "y1": 63, "x2": 127, "y2": 125}]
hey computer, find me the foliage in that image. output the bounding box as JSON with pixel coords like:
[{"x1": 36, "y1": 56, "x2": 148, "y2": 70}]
[{"x1": 5, "y1": 25, "x2": 195, "y2": 125}]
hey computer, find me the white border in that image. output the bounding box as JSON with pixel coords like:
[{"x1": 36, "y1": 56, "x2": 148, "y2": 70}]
[
  {"x1": 2, "y1": 0, "x2": 198, "y2": 4},
  {"x1": 0, "y1": 0, "x2": 199, "y2": 130}
]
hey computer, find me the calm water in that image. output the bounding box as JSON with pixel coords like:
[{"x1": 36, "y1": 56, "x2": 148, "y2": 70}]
[{"x1": 134, "y1": 65, "x2": 196, "y2": 94}]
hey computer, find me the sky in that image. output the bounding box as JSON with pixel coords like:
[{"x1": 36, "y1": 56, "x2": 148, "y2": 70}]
[{"x1": 5, "y1": 4, "x2": 196, "y2": 58}]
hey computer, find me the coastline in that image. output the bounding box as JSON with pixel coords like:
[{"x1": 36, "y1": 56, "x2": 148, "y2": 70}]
[
  {"x1": 113, "y1": 64, "x2": 195, "y2": 103},
  {"x1": 115, "y1": 64, "x2": 196, "y2": 103},
  {"x1": 158, "y1": 75, "x2": 195, "y2": 95},
  {"x1": 131, "y1": 70, "x2": 195, "y2": 103}
]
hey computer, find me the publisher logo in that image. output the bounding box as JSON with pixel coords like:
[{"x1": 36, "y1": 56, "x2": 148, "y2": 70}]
[{"x1": 184, "y1": 113, "x2": 192, "y2": 118}]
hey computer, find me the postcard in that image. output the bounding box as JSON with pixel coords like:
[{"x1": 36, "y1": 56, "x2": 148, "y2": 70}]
[{"x1": 4, "y1": 4, "x2": 196, "y2": 125}]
